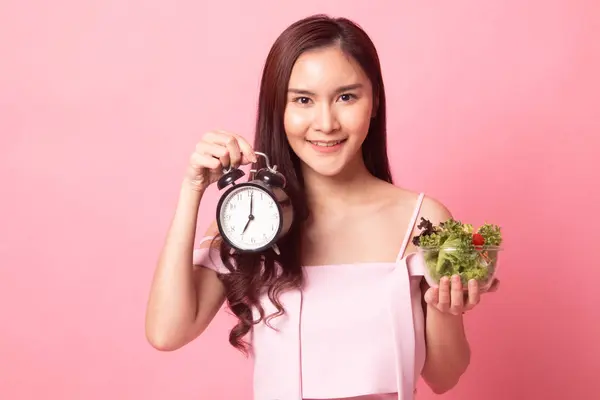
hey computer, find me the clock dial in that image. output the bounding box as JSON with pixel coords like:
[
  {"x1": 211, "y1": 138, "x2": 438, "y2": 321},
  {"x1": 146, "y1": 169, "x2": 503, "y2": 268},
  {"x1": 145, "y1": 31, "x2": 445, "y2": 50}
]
[{"x1": 219, "y1": 185, "x2": 281, "y2": 250}]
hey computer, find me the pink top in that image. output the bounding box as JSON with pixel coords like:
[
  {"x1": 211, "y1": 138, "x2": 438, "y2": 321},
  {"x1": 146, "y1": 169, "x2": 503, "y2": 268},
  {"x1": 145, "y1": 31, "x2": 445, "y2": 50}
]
[{"x1": 194, "y1": 193, "x2": 428, "y2": 400}]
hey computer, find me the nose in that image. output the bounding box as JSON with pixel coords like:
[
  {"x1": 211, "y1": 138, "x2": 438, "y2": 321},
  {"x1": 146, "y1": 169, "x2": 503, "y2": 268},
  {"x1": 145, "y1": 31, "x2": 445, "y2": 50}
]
[{"x1": 313, "y1": 103, "x2": 340, "y2": 134}]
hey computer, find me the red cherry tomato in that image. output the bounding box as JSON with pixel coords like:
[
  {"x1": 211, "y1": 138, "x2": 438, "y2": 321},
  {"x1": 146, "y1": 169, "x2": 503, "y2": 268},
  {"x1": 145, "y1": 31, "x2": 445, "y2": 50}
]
[{"x1": 472, "y1": 233, "x2": 485, "y2": 246}]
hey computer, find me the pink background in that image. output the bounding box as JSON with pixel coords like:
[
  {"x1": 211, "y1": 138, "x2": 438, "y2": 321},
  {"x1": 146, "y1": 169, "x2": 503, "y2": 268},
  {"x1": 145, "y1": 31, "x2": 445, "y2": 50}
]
[{"x1": 1, "y1": 1, "x2": 599, "y2": 399}]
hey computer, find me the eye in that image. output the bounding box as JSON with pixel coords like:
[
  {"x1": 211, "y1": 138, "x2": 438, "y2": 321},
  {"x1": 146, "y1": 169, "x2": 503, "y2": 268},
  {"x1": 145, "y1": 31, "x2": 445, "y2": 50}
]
[
  {"x1": 293, "y1": 96, "x2": 311, "y2": 105},
  {"x1": 339, "y1": 93, "x2": 357, "y2": 102}
]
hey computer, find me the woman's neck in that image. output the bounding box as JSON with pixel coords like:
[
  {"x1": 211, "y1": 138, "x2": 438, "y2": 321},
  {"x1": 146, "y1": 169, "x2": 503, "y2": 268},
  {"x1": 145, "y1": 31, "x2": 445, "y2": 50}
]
[{"x1": 302, "y1": 155, "x2": 381, "y2": 214}]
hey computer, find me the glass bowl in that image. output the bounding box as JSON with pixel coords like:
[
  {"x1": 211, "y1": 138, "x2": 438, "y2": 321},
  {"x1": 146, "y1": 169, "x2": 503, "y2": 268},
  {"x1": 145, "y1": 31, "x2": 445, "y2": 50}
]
[{"x1": 417, "y1": 245, "x2": 502, "y2": 291}]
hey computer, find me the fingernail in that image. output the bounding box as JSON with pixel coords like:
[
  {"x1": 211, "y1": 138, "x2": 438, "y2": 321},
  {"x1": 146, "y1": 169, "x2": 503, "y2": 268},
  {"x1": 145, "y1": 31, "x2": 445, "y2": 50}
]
[{"x1": 453, "y1": 275, "x2": 460, "y2": 283}]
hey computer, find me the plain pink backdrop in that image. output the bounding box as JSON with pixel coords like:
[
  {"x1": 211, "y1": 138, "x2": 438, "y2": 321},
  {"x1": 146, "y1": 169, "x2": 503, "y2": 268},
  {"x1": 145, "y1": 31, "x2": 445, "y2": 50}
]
[{"x1": 1, "y1": 1, "x2": 599, "y2": 399}]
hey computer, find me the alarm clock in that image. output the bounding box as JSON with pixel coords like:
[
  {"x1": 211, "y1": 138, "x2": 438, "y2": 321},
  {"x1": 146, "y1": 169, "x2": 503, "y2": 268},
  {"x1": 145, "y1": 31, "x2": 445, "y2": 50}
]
[{"x1": 215, "y1": 151, "x2": 294, "y2": 255}]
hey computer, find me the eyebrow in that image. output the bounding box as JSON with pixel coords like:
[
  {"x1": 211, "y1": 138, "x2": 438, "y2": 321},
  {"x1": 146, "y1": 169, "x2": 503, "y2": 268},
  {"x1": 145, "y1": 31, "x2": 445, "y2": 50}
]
[{"x1": 287, "y1": 83, "x2": 363, "y2": 96}]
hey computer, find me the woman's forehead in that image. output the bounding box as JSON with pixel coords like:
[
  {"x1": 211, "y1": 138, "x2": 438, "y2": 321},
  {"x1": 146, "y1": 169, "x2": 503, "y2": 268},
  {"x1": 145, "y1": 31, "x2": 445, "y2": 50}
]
[{"x1": 288, "y1": 47, "x2": 369, "y2": 93}]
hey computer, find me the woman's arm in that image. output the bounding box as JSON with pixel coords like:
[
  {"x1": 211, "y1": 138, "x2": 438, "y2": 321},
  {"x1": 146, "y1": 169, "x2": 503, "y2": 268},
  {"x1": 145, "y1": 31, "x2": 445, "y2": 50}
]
[
  {"x1": 421, "y1": 285, "x2": 471, "y2": 394},
  {"x1": 145, "y1": 181, "x2": 226, "y2": 351},
  {"x1": 418, "y1": 197, "x2": 471, "y2": 394}
]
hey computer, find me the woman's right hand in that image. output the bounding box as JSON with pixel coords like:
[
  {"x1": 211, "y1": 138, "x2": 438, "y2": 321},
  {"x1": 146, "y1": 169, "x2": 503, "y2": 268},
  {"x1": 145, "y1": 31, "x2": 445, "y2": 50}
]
[{"x1": 185, "y1": 130, "x2": 257, "y2": 192}]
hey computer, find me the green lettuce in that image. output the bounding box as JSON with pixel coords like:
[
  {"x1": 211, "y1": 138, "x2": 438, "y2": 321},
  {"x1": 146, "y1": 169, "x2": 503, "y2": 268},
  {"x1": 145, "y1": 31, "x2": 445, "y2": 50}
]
[
  {"x1": 413, "y1": 217, "x2": 503, "y2": 286},
  {"x1": 478, "y1": 223, "x2": 503, "y2": 246}
]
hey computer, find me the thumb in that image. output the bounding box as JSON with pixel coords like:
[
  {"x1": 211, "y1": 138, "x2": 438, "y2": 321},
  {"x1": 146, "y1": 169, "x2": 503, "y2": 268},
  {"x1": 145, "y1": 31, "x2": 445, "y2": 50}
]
[
  {"x1": 241, "y1": 153, "x2": 258, "y2": 165},
  {"x1": 424, "y1": 287, "x2": 439, "y2": 305}
]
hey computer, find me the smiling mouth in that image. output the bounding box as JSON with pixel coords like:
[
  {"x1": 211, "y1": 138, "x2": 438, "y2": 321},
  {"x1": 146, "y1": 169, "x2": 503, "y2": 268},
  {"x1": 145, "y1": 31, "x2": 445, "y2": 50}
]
[{"x1": 306, "y1": 139, "x2": 348, "y2": 147}]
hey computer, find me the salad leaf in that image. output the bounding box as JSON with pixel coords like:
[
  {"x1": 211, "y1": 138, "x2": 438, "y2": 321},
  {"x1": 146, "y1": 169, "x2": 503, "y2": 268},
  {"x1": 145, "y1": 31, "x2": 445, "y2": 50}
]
[
  {"x1": 477, "y1": 223, "x2": 503, "y2": 246},
  {"x1": 413, "y1": 217, "x2": 503, "y2": 286}
]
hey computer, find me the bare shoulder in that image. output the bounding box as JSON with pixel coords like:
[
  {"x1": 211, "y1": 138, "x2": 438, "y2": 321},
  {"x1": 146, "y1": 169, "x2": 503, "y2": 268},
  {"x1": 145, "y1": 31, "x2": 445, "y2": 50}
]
[
  {"x1": 419, "y1": 194, "x2": 453, "y2": 224},
  {"x1": 393, "y1": 189, "x2": 454, "y2": 292},
  {"x1": 378, "y1": 183, "x2": 452, "y2": 223}
]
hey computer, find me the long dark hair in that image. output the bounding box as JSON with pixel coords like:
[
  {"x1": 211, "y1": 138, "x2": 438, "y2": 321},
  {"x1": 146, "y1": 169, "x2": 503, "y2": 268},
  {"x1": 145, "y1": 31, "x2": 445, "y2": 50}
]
[{"x1": 217, "y1": 14, "x2": 393, "y2": 354}]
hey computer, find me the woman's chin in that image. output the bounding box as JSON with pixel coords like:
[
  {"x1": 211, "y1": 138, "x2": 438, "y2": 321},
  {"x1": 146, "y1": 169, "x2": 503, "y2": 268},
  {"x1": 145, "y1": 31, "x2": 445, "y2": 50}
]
[{"x1": 300, "y1": 157, "x2": 352, "y2": 178}]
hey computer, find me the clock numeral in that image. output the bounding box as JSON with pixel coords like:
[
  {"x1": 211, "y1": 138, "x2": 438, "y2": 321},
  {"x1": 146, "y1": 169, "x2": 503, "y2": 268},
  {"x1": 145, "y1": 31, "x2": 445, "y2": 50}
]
[
  {"x1": 237, "y1": 193, "x2": 243, "y2": 200},
  {"x1": 251, "y1": 237, "x2": 256, "y2": 244},
  {"x1": 271, "y1": 213, "x2": 278, "y2": 219},
  {"x1": 229, "y1": 203, "x2": 236, "y2": 210}
]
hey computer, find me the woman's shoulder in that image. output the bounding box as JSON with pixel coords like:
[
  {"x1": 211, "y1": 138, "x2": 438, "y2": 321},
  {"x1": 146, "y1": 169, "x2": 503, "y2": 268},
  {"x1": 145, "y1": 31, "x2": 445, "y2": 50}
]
[
  {"x1": 419, "y1": 193, "x2": 453, "y2": 224},
  {"x1": 379, "y1": 183, "x2": 453, "y2": 224}
]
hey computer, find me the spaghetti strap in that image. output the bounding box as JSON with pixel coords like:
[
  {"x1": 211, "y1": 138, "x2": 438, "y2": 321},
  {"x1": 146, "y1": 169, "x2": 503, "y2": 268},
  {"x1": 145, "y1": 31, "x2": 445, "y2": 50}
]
[
  {"x1": 396, "y1": 192, "x2": 425, "y2": 262},
  {"x1": 193, "y1": 235, "x2": 229, "y2": 273},
  {"x1": 198, "y1": 236, "x2": 216, "y2": 246}
]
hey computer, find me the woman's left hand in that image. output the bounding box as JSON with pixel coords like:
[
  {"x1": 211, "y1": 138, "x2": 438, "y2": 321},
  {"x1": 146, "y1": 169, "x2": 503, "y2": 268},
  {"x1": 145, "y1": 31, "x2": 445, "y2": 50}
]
[{"x1": 424, "y1": 275, "x2": 499, "y2": 315}]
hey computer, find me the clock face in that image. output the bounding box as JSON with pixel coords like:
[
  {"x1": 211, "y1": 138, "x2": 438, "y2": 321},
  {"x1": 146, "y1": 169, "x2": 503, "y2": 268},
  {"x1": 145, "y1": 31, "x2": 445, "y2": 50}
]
[{"x1": 218, "y1": 184, "x2": 281, "y2": 251}]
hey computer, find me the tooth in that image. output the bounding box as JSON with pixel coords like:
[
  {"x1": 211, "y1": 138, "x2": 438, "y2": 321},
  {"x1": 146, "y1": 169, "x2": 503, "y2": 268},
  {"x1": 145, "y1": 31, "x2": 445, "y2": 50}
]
[{"x1": 308, "y1": 140, "x2": 343, "y2": 147}]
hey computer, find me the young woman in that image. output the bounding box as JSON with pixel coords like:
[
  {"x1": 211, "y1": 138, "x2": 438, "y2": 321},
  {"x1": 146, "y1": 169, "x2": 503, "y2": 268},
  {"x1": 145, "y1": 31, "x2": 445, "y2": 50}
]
[{"x1": 145, "y1": 14, "x2": 497, "y2": 400}]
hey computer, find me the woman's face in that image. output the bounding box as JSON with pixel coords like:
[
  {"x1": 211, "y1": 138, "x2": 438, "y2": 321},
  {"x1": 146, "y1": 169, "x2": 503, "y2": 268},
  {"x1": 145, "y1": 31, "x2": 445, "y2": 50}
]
[{"x1": 283, "y1": 45, "x2": 375, "y2": 177}]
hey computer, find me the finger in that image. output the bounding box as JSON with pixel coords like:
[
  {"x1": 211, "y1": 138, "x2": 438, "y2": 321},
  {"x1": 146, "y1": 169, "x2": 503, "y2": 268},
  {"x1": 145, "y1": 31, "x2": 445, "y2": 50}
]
[
  {"x1": 190, "y1": 152, "x2": 221, "y2": 171},
  {"x1": 215, "y1": 130, "x2": 257, "y2": 164},
  {"x1": 195, "y1": 142, "x2": 229, "y2": 171},
  {"x1": 424, "y1": 287, "x2": 439, "y2": 305},
  {"x1": 201, "y1": 132, "x2": 233, "y2": 168},
  {"x1": 437, "y1": 277, "x2": 451, "y2": 313},
  {"x1": 196, "y1": 142, "x2": 228, "y2": 160},
  {"x1": 449, "y1": 275, "x2": 464, "y2": 315},
  {"x1": 224, "y1": 136, "x2": 242, "y2": 169},
  {"x1": 465, "y1": 279, "x2": 480, "y2": 310}
]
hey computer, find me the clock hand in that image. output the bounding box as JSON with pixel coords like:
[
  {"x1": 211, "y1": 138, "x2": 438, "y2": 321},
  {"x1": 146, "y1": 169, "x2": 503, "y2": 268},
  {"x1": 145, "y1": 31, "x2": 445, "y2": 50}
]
[
  {"x1": 249, "y1": 191, "x2": 254, "y2": 217},
  {"x1": 242, "y1": 192, "x2": 255, "y2": 235},
  {"x1": 242, "y1": 217, "x2": 251, "y2": 234}
]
